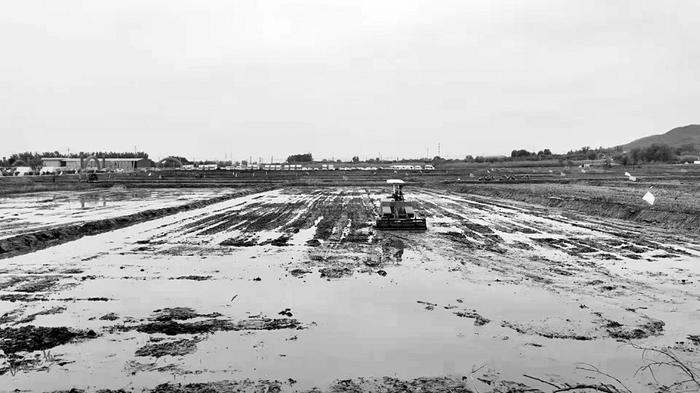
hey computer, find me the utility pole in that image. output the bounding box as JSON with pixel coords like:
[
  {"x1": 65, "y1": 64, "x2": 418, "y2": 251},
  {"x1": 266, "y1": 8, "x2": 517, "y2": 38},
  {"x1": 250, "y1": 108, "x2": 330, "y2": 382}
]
[{"x1": 438, "y1": 143, "x2": 441, "y2": 157}]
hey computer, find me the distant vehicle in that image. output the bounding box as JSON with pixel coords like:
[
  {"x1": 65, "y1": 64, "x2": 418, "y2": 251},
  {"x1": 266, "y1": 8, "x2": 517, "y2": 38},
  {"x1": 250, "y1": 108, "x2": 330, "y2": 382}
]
[
  {"x1": 14, "y1": 167, "x2": 34, "y2": 176},
  {"x1": 389, "y1": 164, "x2": 419, "y2": 170},
  {"x1": 40, "y1": 166, "x2": 59, "y2": 175},
  {"x1": 424, "y1": 164, "x2": 435, "y2": 170}
]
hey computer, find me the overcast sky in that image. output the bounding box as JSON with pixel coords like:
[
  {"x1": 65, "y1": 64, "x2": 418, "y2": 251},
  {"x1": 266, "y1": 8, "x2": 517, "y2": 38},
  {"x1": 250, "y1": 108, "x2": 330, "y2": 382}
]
[{"x1": 1, "y1": 0, "x2": 698, "y2": 161}]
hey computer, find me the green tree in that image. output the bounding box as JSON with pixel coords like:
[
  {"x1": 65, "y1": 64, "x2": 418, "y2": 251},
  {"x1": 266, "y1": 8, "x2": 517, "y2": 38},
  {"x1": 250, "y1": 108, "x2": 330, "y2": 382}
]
[{"x1": 287, "y1": 153, "x2": 313, "y2": 163}]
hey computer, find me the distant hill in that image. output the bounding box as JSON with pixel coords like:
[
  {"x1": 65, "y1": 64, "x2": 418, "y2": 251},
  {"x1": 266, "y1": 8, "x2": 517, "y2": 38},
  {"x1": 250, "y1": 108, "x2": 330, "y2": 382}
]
[{"x1": 619, "y1": 124, "x2": 700, "y2": 151}]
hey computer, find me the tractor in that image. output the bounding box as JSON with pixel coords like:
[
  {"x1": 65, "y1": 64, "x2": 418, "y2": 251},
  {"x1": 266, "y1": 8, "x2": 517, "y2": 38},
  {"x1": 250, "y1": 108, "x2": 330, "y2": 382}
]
[{"x1": 375, "y1": 179, "x2": 427, "y2": 230}]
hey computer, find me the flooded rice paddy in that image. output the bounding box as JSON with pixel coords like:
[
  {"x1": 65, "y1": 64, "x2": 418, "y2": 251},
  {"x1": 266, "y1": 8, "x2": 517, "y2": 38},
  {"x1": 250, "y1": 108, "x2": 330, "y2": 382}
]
[
  {"x1": 0, "y1": 188, "x2": 232, "y2": 240},
  {"x1": 0, "y1": 187, "x2": 698, "y2": 392}
]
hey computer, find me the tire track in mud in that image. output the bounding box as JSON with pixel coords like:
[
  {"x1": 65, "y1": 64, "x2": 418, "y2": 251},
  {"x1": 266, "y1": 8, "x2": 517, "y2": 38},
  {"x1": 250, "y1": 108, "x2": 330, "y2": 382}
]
[
  {"x1": 115, "y1": 187, "x2": 698, "y2": 302},
  {"x1": 419, "y1": 189, "x2": 696, "y2": 261},
  {"x1": 407, "y1": 189, "x2": 700, "y2": 304},
  {"x1": 132, "y1": 189, "x2": 362, "y2": 251}
]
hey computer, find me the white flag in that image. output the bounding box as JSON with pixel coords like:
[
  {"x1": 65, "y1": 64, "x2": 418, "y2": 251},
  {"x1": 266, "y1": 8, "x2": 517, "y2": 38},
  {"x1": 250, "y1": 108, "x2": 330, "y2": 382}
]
[
  {"x1": 624, "y1": 172, "x2": 631, "y2": 177},
  {"x1": 643, "y1": 191, "x2": 655, "y2": 205}
]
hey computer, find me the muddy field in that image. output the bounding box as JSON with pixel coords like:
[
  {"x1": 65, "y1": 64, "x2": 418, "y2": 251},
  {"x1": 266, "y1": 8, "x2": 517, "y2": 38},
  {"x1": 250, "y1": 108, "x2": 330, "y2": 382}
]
[
  {"x1": 0, "y1": 186, "x2": 698, "y2": 392},
  {"x1": 0, "y1": 188, "x2": 235, "y2": 240}
]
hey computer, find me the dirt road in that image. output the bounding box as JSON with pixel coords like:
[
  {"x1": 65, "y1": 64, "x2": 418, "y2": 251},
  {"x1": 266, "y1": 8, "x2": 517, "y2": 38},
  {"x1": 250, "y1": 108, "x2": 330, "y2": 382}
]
[{"x1": 0, "y1": 187, "x2": 698, "y2": 392}]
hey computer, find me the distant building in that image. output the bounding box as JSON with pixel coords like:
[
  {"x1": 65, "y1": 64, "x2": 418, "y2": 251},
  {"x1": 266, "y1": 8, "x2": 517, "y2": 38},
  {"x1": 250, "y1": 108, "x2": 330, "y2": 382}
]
[
  {"x1": 101, "y1": 158, "x2": 154, "y2": 171},
  {"x1": 41, "y1": 157, "x2": 154, "y2": 172},
  {"x1": 41, "y1": 158, "x2": 82, "y2": 170}
]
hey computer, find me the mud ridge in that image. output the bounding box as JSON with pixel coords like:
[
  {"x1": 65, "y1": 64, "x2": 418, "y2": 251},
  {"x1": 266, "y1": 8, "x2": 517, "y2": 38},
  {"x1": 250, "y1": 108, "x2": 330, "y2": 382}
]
[
  {"x1": 118, "y1": 316, "x2": 302, "y2": 336},
  {"x1": 0, "y1": 326, "x2": 97, "y2": 354},
  {"x1": 135, "y1": 337, "x2": 201, "y2": 358}
]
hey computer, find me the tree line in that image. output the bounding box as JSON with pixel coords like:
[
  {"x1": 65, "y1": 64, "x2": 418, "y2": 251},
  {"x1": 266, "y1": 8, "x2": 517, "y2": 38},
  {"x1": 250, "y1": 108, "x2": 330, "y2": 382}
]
[
  {"x1": 4, "y1": 144, "x2": 697, "y2": 169},
  {"x1": 617, "y1": 143, "x2": 698, "y2": 165}
]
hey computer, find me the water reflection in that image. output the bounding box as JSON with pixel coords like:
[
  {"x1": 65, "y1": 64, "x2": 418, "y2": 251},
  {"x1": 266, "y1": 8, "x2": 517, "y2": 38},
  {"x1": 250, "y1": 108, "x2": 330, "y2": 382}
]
[{"x1": 74, "y1": 191, "x2": 151, "y2": 209}]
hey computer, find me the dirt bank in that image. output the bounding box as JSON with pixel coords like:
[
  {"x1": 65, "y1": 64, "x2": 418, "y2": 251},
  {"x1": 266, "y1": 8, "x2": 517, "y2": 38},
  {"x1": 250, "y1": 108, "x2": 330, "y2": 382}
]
[
  {"x1": 0, "y1": 189, "x2": 263, "y2": 260},
  {"x1": 449, "y1": 183, "x2": 700, "y2": 231}
]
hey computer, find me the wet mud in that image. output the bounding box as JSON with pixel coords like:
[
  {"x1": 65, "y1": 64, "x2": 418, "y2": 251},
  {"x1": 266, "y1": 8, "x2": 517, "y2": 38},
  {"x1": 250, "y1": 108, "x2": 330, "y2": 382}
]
[
  {"x1": 0, "y1": 326, "x2": 97, "y2": 354},
  {"x1": 1, "y1": 186, "x2": 698, "y2": 392},
  {"x1": 451, "y1": 182, "x2": 700, "y2": 231},
  {"x1": 135, "y1": 338, "x2": 201, "y2": 358},
  {"x1": 0, "y1": 189, "x2": 258, "y2": 260},
  {"x1": 123, "y1": 316, "x2": 301, "y2": 336},
  {"x1": 123, "y1": 375, "x2": 544, "y2": 393}
]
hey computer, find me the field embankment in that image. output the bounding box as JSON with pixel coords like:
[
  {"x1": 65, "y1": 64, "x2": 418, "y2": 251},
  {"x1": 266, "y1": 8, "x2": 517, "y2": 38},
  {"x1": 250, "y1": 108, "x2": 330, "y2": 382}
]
[{"x1": 448, "y1": 181, "x2": 700, "y2": 231}]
